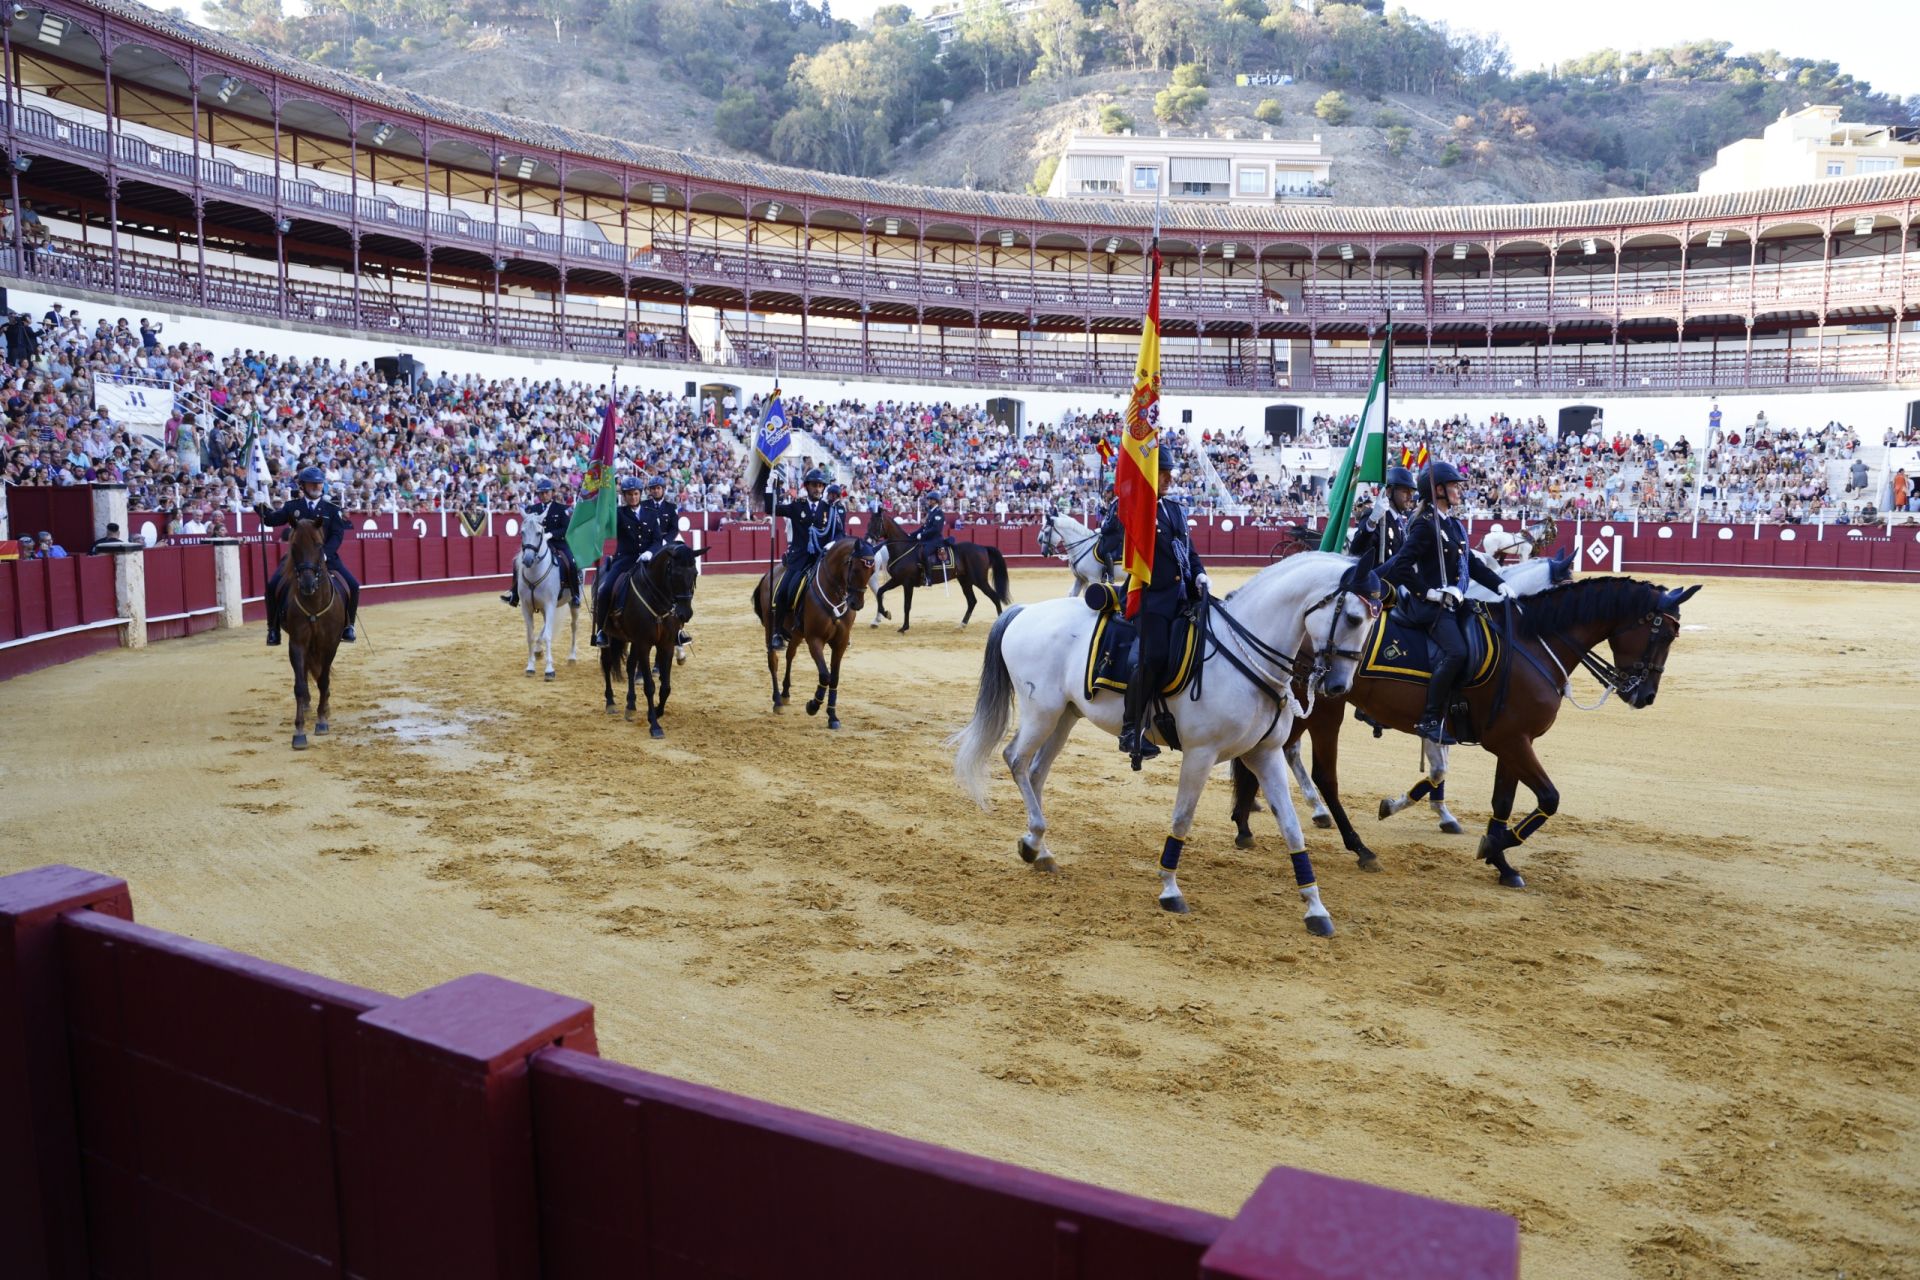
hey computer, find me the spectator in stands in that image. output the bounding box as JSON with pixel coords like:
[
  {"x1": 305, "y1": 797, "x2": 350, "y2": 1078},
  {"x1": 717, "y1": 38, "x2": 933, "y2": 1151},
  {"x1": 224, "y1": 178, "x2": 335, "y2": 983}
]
[
  {"x1": 88, "y1": 523, "x2": 124, "y2": 553},
  {"x1": 36, "y1": 531, "x2": 67, "y2": 559}
]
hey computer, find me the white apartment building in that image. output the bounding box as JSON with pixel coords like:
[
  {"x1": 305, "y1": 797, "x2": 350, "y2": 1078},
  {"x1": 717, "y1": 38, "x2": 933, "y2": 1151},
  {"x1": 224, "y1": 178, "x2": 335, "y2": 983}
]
[
  {"x1": 1699, "y1": 105, "x2": 1920, "y2": 193},
  {"x1": 919, "y1": 0, "x2": 1046, "y2": 50},
  {"x1": 1046, "y1": 130, "x2": 1334, "y2": 204}
]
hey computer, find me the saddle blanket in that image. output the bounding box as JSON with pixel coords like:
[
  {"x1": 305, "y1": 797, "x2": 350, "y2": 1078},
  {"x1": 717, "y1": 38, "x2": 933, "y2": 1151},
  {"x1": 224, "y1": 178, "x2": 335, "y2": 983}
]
[
  {"x1": 1359, "y1": 603, "x2": 1499, "y2": 690},
  {"x1": 1083, "y1": 608, "x2": 1199, "y2": 701}
]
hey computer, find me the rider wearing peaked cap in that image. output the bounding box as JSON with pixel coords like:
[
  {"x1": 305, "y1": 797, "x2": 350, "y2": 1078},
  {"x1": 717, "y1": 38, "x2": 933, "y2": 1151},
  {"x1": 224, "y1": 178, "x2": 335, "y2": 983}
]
[
  {"x1": 256, "y1": 465, "x2": 358, "y2": 646},
  {"x1": 768, "y1": 468, "x2": 838, "y2": 649},
  {"x1": 591, "y1": 474, "x2": 649, "y2": 647},
  {"x1": 503, "y1": 477, "x2": 581, "y2": 610},
  {"x1": 636, "y1": 474, "x2": 691, "y2": 648}
]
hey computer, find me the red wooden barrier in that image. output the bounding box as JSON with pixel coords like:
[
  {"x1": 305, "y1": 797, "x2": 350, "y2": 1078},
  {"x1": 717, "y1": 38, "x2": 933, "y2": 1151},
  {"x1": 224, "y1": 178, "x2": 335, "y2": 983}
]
[
  {"x1": 0, "y1": 864, "x2": 1518, "y2": 1280},
  {"x1": 0, "y1": 557, "x2": 122, "y2": 680},
  {"x1": 4, "y1": 485, "x2": 95, "y2": 557}
]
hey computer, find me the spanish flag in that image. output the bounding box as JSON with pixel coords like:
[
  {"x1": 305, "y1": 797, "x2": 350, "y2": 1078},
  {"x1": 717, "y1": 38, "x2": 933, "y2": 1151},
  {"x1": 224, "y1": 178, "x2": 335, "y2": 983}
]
[{"x1": 1116, "y1": 244, "x2": 1163, "y2": 618}]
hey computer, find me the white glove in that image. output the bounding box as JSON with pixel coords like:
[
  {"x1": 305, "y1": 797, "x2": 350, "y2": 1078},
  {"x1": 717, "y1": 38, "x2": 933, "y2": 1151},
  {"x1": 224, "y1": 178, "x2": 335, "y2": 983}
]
[
  {"x1": 1424, "y1": 588, "x2": 1446, "y2": 604},
  {"x1": 640, "y1": 551, "x2": 653, "y2": 562},
  {"x1": 1498, "y1": 582, "x2": 1516, "y2": 599},
  {"x1": 1364, "y1": 505, "x2": 1384, "y2": 530},
  {"x1": 1196, "y1": 573, "x2": 1210, "y2": 590},
  {"x1": 1441, "y1": 586, "x2": 1464, "y2": 607}
]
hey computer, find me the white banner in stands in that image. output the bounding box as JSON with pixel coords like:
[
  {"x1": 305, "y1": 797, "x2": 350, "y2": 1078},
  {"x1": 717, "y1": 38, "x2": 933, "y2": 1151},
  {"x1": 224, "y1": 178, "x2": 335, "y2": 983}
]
[
  {"x1": 1279, "y1": 447, "x2": 1334, "y2": 473},
  {"x1": 95, "y1": 378, "x2": 173, "y2": 429}
]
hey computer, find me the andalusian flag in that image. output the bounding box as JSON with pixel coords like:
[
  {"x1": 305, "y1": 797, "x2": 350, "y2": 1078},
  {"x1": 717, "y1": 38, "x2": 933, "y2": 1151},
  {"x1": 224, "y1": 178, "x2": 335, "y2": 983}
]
[
  {"x1": 1116, "y1": 244, "x2": 1163, "y2": 618},
  {"x1": 240, "y1": 412, "x2": 273, "y2": 501},
  {"x1": 1320, "y1": 329, "x2": 1392, "y2": 552},
  {"x1": 566, "y1": 397, "x2": 619, "y2": 567}
]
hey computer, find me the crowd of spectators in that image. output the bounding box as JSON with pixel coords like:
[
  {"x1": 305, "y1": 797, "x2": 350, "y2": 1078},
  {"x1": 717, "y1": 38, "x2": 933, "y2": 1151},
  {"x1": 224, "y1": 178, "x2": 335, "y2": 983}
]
[{"x1": 6, "y1": 303, "x2": 1914, "y2": 545}]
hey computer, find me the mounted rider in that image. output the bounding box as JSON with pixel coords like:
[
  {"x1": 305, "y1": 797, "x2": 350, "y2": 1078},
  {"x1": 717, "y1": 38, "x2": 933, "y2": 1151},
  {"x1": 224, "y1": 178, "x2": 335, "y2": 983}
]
[
  {"x1": 1094, "y1": 483, "x2": 1124, "y2": 583},
  {"x1": 256, "y1": 465, "x2": 358, "y2": 646},
  {"x1": 913, "y1": 490, "x2": 958, "y2": 573},
  {"x1": 591, "y1": 475, "x2": 647, "y2": 648},
  {"x1": 769, "y1": 467, "x2": 840, "y2": 649},
  {"x1": 501, "y1": 477, "x2": 581, "y2": 610},
  {"x1": 1345, "y1": 464, "x2": 1418, "y2": 577},
  {"x1": 1120, "y1": 468, "x2": 1207, "y2": 765},
  {"x1": 633, "y1": 473, "x2": 692, "y2": 649},
  {"x1": 1378, "y1": 460, "x2": 1513, "y2": 742}
]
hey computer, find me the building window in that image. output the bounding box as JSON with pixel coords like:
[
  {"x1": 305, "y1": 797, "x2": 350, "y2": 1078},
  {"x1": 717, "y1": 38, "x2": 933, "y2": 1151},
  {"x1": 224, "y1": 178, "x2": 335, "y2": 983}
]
[
  {"x1": 1132, "y1": 166, "x2": 1160, "y2": 192},
  {"x1": 1237, "y1": 166, "x2": 1267, "y2": 195},
  {"x1": 1825, "y1": 161, "x2": 1845, "y2": 177},
  {"x1": 1275, "y1": 169, "x2": 1313, "y2": 194},
  {"x1": 1858, "y1": 156, "x2": 1896, "y2": 173},
  {"x1": 1076, "y1": 179, "x2": 1120, "y2": 194},
  {"x1": 1178, "y1": 181, "x2": 1226, "y2": 197}
]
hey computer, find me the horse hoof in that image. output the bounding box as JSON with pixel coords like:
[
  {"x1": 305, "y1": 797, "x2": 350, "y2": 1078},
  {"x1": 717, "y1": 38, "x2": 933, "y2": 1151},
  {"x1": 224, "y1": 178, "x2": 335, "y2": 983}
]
[
  {"x1": 828, "y1": 717, "x2": 841, "y2": 731},
  {"x1": 1305, "y1": 914, "x2": 1336, "y2": 938},
  {"x1": 1158, "y1": 894, "x2": 1190, "y2": 915},
  {"x1": 1377, "y1": 798, "x2": 1395, "y2": 821},
  {"x1": 524, "y1": 668, "x2": 536, "y2": 677},
  {"x1": 567, "y1": 657, "x2": 577, "y2": 665},
  {"x1": 1439, "y1": 819, "x2": 1464, "y2": 835},
  {"x1": 315, "y1": 721, "x2": 329, "y2": 735},
  {"x1": 806, "y1": 700, "x2": 821, "y2": 716},
  {"x1": 1031, "y1": 852, "x2": 1057, "y2": 873},
  {"x1": 1018, "y1": 839, "x2": 1038, "y2": 864},
  {"x1": 624, "y1": 708, "x2": 635, "y2": 721},
  {"x1": 604, "y1": 704, "x2": 617, "y2": 716},
  {"x1": 292, "y1": 734, "x2": 308, "y2": 750},
  {"x1": 1499, "y1": 871, "x2": 1527, "y2": 889},
  {"x1": 1234, "y1": 832, "x2": 1255, "y2": 850},
  {"x1": 544, "y1": 671, "x2": 556, "y2": 683},
  {"x1": 649, "y1": 726, "x2": 664, "y2": 739},
  {"x1": 1313, "y1": 812, "x2": 1334, "y2": 829},
  {"x1": 1357, "y1": 852, "x2": 1382, "y2": 872}
]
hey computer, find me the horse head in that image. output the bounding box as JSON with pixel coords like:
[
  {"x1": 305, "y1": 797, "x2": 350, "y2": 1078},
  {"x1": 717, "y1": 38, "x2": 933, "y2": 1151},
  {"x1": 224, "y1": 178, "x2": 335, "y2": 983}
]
[
  {"x1": 657, "y1": 541, "x2": 707, "y2": 622},
  {"x1": 1037, "y1": 516, "x2": 1059, "y2": 557},
  {"x1": 1607, "y1": 583, "x2": 1701, "y2": 709},
  {"x1": 288, "y1": 518, "x2": 329, "y2": 596},
  {"x1": 843, "y1": 537, "x2": 879, "y2": 612},
  {"x1": 520, "y1": 520, "x2": 547, "y2": 568},
  {"x1": 1307, "y1": 564, "x2": 1383, "y2": 699}
]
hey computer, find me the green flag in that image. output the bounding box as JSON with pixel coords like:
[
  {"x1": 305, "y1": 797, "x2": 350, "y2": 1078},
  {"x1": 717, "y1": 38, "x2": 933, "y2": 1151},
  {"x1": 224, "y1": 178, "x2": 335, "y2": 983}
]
[
  {"x1": 1319, "y1": 331, "x2": 1392, "y2": 552},
  {"x1": 565, "y1": 400, "x2": 620, "y2": 568}
]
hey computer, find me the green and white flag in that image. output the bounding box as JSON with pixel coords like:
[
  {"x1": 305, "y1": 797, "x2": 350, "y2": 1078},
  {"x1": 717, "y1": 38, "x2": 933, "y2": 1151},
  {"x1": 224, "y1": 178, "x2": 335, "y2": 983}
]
[
  {"x1": 240, "y1": 412, "x2": 273, "y2": 502},
  {"x1": 1319, "y1": 329, "x2": 1392, "y2": 552}
]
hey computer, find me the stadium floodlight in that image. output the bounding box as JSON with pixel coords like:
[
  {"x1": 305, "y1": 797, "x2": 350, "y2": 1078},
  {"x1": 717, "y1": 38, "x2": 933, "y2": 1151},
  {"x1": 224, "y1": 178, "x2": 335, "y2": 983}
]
[
  {"x1": 215, "y1": 77, "x2": 240, "y2": 104},
  {"x1": 999, "y1": 230, "x2": 1016, "y2": 248},
  {"x1": 1221, "y1": 244, "x2": 1235, "y2": 260},
  {"x1": 36, "y1": 14, "x2": 64, "y2": 45},
  {"x1": 650, "y1": 183, "x2": 669, "y2": 203},
  {"x1": 370, "y1": 123, "x2": 394, "y2": 148},
  {"x1": 1338, "y1": 243, "x2": 1354, "y2": 261},
  {"x1": 1581, "y1": 237, "x2": 1598, "y2": 256},
  {"x1": 1853, "y1": 215, "x2": 1875, "y2": 236},
  {"x1": 1452, "y1": 243, "x2": 1468, "y2": 260},
  {"x1": 884, "y1": 217, "x2": 900, "y2": 236},
  {"x1": 764, "y1": 202, "x2": 781, "y2": 221},
  {"x1": 1105, "y1": 237, "x2": 1120, "y2": 254}
]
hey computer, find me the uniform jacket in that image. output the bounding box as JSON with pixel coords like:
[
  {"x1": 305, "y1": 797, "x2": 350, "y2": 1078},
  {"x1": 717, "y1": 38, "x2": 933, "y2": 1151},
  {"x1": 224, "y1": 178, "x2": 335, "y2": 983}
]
[
  {"x1": 1346, "y1": 506, "x2": 1404, "y2": 574},
  {"x1": 613, "y1": 503, "x2": 649, "y2": 557},
  {"x1": 635, "y1": 497, "x2": 678, "y2": 552},
  {"x1": 1136, "y1": 496, "x2": 1204, "y2": 616},
  {"x1": 530, "y1": 499, "x2": 571, "y2": 543},
  {"x1": 775, "y1": 495, "x2": 837, "y2": 565},
  {"x1": 260, "y1": 496, "x2": 348, "y2": 559},
  {"x1": 1379, "y1": 507, "x2": 1504, "y2": 623}
]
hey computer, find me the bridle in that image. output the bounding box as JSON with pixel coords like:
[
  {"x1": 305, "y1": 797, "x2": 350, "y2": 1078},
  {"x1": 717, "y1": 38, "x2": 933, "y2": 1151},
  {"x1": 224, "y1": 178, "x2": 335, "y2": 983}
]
[
  {"x1": 1528, "y1": 606, "x2": 1680, "y2": 710},
  {"x1": 1039, "y1": 516, "x2": 1098, "y2": 564},
  {"x1": 519, "y1": 526, "x2": 553, "y2": 582},
  {"x1": 288, "y1": 538, "x2": 337, "y2": 624},
  {"x1": 810, "y1": 542, "x2": 875, "y2": 620},
  {"x1": 1203, "y1": 580, "x2": 1380, "y2": 733},
  {"x1": 627, "y1": 548, "x2": 696, "y2": 624}
]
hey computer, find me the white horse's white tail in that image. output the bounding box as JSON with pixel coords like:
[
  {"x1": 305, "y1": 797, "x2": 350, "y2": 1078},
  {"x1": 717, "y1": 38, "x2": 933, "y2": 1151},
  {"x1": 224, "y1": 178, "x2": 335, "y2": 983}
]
[{"x1": 948, "y1": 604, "x2": 1023, "y2": 807}]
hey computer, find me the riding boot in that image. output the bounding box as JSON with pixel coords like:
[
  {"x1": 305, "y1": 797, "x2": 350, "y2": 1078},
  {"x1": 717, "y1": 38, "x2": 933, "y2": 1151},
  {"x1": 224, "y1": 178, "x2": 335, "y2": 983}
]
[
  {"x1": 1118, "y1": 673, "x2": 1161, "y2": 767},
  {"x1": 1416, "y1": 656, "x2": 1465, "y2": 742},
  {"x1": 501, "y1": 589, "x2": 518, "y2": 606}
]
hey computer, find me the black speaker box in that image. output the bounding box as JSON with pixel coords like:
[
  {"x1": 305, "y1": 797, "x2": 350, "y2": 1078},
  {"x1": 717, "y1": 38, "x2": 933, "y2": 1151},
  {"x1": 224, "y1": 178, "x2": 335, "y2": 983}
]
[{"x1": 1265, "y1": 404, "x2": 1303, "y2": 442}]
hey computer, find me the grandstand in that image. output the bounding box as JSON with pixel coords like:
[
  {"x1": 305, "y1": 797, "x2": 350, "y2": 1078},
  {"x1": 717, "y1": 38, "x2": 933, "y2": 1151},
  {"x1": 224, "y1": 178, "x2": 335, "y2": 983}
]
[{"x1": 0, "y1": 0, "x2": 1916, "y2": 398}]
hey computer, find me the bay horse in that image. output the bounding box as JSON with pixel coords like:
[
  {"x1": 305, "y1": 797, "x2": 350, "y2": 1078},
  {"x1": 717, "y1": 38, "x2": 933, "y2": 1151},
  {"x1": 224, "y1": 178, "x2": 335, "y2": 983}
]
[
  {"x1": 280, "y1": 518, "x2": 347, "y2": 750},
  {"x1": 868, "y1": 510, "x2": 1011, "y2": 631},
  {"x1": 1230, "y1": 575, "x2": 1700, "y2": 888},
  {"x1": 751, "y1": 536, "x2": 877, "y2": 730},
  {"x1": 599, "y1": 541, "x2": 706, "y2": 738},
  {"x1": 950, "y1": 553, "x2": 1380, "y2": 935}
]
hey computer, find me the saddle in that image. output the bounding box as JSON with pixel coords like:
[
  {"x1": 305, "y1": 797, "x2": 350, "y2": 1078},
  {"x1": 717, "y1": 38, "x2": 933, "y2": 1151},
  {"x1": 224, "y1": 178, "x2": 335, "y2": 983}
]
[
  {"x1": 1356, "y1": 603, "x2": 1501, "y2": 745},
  {"x1": 1081, "y1": 585, "x2": 1199, "y2": 703}
]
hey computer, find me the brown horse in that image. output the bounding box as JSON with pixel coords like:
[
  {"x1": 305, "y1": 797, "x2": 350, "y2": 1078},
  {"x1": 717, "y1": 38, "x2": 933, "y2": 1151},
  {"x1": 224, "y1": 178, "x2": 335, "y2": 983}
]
[
  {"x1": 867, "y1": 510, "x2": 1011, "y2": 632},
  {"x1": 1230, "y1": 576, "x2": 1700, "y2": 887},
  {"x1": 280, "y1": 519, "x2": 347, "y2": 750},
  {"x1": 751, "y1": 536, "x2": 876, "y2": 730},
  {"x1": 599, "y1": 541, "x2": 707, "y2": 738}
]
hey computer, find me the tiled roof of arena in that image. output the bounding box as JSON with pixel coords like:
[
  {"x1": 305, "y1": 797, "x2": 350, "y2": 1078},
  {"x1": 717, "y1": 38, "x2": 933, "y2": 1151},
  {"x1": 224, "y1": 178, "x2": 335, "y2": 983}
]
[{"x1": 85, "y1": 0, "x2": 1920, "y2": 238}]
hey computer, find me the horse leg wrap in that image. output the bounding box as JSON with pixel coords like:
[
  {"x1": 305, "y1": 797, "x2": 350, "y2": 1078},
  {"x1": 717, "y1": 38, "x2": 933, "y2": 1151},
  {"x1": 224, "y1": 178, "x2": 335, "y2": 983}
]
[
  {"x1": 1160, "y1": 835, "x2": 1184, "y2": 872},
  {"x1": 1288, "y1": 851, "x2": 1316, "y2": 889},
  {"x1": 1512, "y1": 810, "x2": 1549, "y2": 843},
  {"x1": 1482, "y1": 819, "x2": 1515, "y2": 857},
  {"x1": 1407, "y1": 778, "x2": 1435, "y2": 804}
]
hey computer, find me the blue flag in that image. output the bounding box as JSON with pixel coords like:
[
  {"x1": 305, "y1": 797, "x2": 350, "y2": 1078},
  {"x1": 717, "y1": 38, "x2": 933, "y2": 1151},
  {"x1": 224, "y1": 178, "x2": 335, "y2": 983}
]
[{"x1": 755, "y1": 392, "x2": 789, "y2": 466}]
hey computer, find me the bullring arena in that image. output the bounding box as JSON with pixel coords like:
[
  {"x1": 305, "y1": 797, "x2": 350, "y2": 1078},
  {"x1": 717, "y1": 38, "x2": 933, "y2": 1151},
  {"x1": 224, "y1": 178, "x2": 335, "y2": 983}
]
[{"x1": 4, "y1": 566, "x2": 1916, "y2": 1277}]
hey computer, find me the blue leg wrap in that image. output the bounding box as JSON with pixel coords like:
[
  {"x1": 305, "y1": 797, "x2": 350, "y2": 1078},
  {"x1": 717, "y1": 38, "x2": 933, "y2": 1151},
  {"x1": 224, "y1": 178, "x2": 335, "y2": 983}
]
[
  {"x1": 1160, "y1": 835, "x2": 1184, "y2": 871},
  {"x1": 1289, "y1": 851, "x2": 1316, "y2": 888}
]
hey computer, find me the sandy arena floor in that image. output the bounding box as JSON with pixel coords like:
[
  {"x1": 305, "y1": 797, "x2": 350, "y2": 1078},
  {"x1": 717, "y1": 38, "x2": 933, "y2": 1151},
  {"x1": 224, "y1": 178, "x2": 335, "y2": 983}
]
[{"x1": 2, "y1": 567, "x2": 1915, "y2": 1277}]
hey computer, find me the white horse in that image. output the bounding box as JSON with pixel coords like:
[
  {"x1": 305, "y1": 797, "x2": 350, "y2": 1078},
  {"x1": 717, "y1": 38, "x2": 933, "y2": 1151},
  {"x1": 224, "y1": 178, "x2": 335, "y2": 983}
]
[
  {"x1": 1279, "y1": 551, "x2": 1570, "y2": 836},
  {"x1": 516, "y1": 522, "x2": 579, "y2": 680},
  {"x1": 1036, "y1": 512, "x2": 1111, "y2": 597},
  {"x1": 1481, "y1": 515, "x2": 1558, "y2": 565},
  {"x1": 950, "y1": 552, "x2": 1379, "y2": 936}
]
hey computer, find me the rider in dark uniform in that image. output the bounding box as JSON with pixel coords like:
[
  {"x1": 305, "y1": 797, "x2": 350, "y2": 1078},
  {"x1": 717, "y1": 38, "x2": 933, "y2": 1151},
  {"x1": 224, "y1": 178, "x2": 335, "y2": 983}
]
[
  {"x1": 1094, "y1": 484, "x2": 1124, "y2": 583},
  {"x1": 256, "y1": 465, "x2": 357, "y2": 645},
  {"x1": 501, "y1": 477, "x2": 580, "y2": 609},
  {"x1": 1378, "y1": 460, "x2": 1513, "y2": 742},
  {"x1": 1120, "y1": 468, "x2": 1206, "y2": 765},
  {"x1": 1345, "y1": 464, "x2": 1418, "y2": 577},
  {"x1": 634, "y1": 474, "x2": 691, "y2": 647},
  {"x1": 913, "y1": 491, "x2": 957, "y2": 575},
  {"x1": 769, "y1": 468, "x2": 837, "y2": 650},
  {"x1": 823, "y1": 482, "x2": 850, "y2": 542},
  {"x1": 591, "y1": 475, "x2": 646, "y2": 648}
]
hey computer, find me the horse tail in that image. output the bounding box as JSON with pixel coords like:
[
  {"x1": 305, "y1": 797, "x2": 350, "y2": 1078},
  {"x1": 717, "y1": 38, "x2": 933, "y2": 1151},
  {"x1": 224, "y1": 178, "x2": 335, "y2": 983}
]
[
  {"x1": 1228, "y1": 757, "x2": 1261, "y2": 826},
  {"x1": 750, "y1": 578, "x2": 765, "y2": 623},
  {"x1": 947, "y1": 604, "x2": 1023, "y2": 809},
  {"x1": 986, "y1": 546, "x2": 1012, "y2": 604}
]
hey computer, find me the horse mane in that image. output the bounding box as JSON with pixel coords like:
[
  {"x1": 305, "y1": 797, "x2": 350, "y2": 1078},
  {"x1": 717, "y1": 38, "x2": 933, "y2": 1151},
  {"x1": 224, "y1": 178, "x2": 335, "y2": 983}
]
[
  {"x1": 1511, "y1": 576, "x2": 1663, "y2": 639},
  {"x1": 1223, "y1": 550, "x2": 1352, "y2": 601}
]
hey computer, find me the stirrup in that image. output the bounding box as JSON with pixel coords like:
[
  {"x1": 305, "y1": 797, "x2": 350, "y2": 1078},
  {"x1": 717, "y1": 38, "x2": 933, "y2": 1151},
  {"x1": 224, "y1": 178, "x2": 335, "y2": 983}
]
[
  {"x1": 265, "y1": 630, "x2": 281, "y2": 647},
  {"x1": 500, "y1": 592, "x2": 517, "y2": 605},
  {"x1": 341, "y1": 625, "x2": 356, "y2": 642},
  {"x1": 769, "y1": 633, "x2": 786, "y2": 651},
  {"x1": 591, "y1": 630, "x2": 605, "y2": 648},
  {"x1": 1414, "y1": 715, "x2": 1446, "y2": 742}
]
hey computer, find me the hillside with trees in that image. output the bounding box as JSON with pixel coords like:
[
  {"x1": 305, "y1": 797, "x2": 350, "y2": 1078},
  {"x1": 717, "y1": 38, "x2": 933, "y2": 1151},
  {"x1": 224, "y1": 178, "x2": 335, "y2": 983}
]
[{"x1": 199, "y1": 0, "x2": 1919, "y2": 202}]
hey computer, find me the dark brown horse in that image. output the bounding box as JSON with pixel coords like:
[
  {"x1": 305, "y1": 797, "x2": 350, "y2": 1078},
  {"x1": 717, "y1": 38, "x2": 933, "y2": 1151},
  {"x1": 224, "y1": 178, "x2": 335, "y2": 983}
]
[
  {"x1": 280, "y1": 519, "x2": 347, "y2": 750},
  {"x1": 1230, "y1": 576, "x2": 1700, "y2": 887},
  {"x1": 867, "y1": 510, "x2": 1011, "y2": 632},
  {"x1": 599, "y1": 541, "x2": 706, "y2": 738},
  {"x1": 751, "y1": 536, "x2": 876, "y2": 730}
]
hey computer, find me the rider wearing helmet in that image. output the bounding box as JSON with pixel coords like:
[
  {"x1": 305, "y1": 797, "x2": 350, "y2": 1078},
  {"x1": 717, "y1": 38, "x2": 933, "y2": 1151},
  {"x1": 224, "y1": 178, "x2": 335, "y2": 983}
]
[
  {"x1": 1378, "y1": 460, "x2": 1512, "y2": 742},
  {"x1": 255, "y1": 465, "x2": 358, "y2": 645},
  {"x1": 1346, "y1": 464, "x2": 1418, "y2": 576},
  {"x1": 1121, "y1": 466, "x2": 1206, "y2": 767},
  {"x1": 634, "y1": 474, "x2": 691, "y2": 647},
  {"x1": 768, "y1": 467, "x2": 838, "y2": 649},
  {"x1": 502, "y1": 477, "x2": 580, "y2": 610},
  {"x1": 1094, "y1": 482, "x2": 1124, "y2": 583},
  {"x1": 591, "y1": 474, "x2": 648, "y2": 647},
  {"x1": 913, "y1": 490, "x2": 959, "y2": 575}
]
